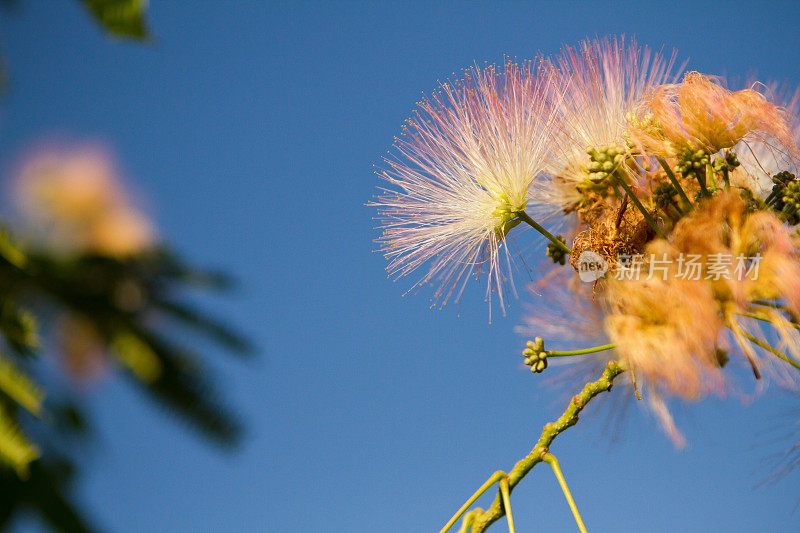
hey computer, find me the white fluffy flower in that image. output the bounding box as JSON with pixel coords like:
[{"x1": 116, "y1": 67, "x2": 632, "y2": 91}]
[{"x1": 373, "y1": 60, "x2": 558, "y2": 316}]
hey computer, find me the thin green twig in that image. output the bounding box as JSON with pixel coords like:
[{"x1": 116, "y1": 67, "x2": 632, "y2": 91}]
[
  {"x1": 441, "y1": 471, "x2": 507, "y2": 533},
  {"x1": 737, "y1": 311, "x2": 800, "y2": 331},
  {"x1": 765, "y1": 189, "x2": 779, "y2": 206},
  {"x1": 498, "y1": 478, "x2": 515, "y2": 533},
  {"x1": 459, "y1": 361, "x2": 625, "y2": 532},
  {"x1": 542, "y1": 453, "x2": 587, "y2": 533},
  {"x1": 546, "y1": 343, "x2": 616, "y2": 358},
  {"x1": 706, "y1": 162, "x2": 717, "y2": 192},
  {"x1": 740, "y1": 330, "x2": 800, "y2": 372},
  {"x1": 658, "y1": 157, "x2": 692, "y2": 207},
  {"x1": 457, "y1": 510, "x2": 483, "y2": 533},
  {"x1": 629, "y1": 364, "x2": 642, "y2": 401},
  {"x1": 751, "y1": 299, "x2": 789, "y2": 312},
  {"x1": 515, "y1": 211, "x2": 572, "y2": 254},
  {"x1": 613, "y1": 173, "x2": 666, "y2": 238}
]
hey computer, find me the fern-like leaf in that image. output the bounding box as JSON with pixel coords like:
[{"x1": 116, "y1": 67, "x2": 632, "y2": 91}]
[
  {"x1": 0, "y1": 403, "x2": 39, "y2": 478},
  {"x1": 0, "y1": 353, "x2": 44, "y2": 415},
  {"x1": 79, "y1": 0, "x2": 149, "y2": 39}
]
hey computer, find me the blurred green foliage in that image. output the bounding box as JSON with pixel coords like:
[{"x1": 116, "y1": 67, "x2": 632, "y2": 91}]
[
  {"x1": 80, "y1": 0, "x2": 149, "y2": 40},
  {"x1": 0, "y1": 236, "x2": 250, "y2": 531},
  {"x1": 0, "y1": 2, "x2": 254, "y2": 531}
]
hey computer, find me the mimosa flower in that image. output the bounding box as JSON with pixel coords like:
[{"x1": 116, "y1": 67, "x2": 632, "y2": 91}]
[
  {"x1": 603, "y1": 254, "x2": 726, "y2": 400},
  {"x1": 604, "y1": 193, "x2": 800, "y2": 398},
  {"x1": 519, "y1": 267, "x2": 695, "y2": 446},
  {"x1": 630, "y1": 72, "x2": 798, "y2": 159},
  {"x1": 732, "y1": 84, "x2": 800, "y2": 197},
  {"x1": 544, "y1": 37, "x2": 678, "y2": 209},
  {"x1": 739, "y1": 211, "x2": 800, "y2": 319},
  {"x1": 556, "y1": 192, "x2": 800, "y2": 444},
  {"x1": 15, "y1": 148, "x2": 155, "y2": 257},
  {"x1": 373, "y1": 60, "x2": 559, "y2": 314},
  {"x1": 593, "y1": 237, "x2": 727, "y2": 448},
  {"x1": 517, "y1": 269, "x2": 605, "y2": 347}
]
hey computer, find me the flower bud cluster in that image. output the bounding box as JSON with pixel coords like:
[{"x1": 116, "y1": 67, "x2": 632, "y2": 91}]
[{"x1": 523, "y1": 337, "x2": 547, "y2": 373}]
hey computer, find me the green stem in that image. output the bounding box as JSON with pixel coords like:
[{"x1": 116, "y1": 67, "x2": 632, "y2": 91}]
[
  {"x1": 498, "y1": 478, "x2": 515, "y2": 533},
  {"x1": 737, "y1": 311, "x2": 800, "y2": 331},
  {"x1": 668, "y1": 197, "x2": 684, "y2": 217},
  {"x1": 440, "y1": 471, "x2": 506, "y2": 533},
  {"x1": 542, "y1": 453, "x2": 587, "y2": 533},
  {"x1": 751, "y1": 299, "x2": 788, "y2": 312},
  {"x1": 706, "y1": 162, "x2": 717, "y2": 192},
  {"x1": 740, "y1": 330, "x2": 800, "y2": 372},
  {"x1": 613, "y1": 173, "x2": 666, "y2": 239},
  {"x1": 781, "y1": 202, "x2": 799, "y2": 223},
  {"x1": 695, "y1": 172, "x2": 710, "y2": 196},
  {"x1": 515, "y1": 211, "x2": 572, "y2": 254},
  {"x1": 466, "y1": 361, "x2": 625, "y2": 532},
  {"x1": 658, "y1": 157, "x2": 692, "y2": 207},
  {"x1": 546, "y1": 343, "x2": 616, "y2": 358},
  {"x1": 765, "y1": 189, "x2": 779, "y2": 207},
  {"x1": 457, "y1": 511, "x2": 482, "y2": 533},
  {"x1": 725, "y1": 312, "x2": 763, "y2": 380},
  {"x1": 629, "y1": 364, "x2": 642, "y2": 400}
]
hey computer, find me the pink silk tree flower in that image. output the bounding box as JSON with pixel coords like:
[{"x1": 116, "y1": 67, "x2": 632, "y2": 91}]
[
  {"x1": 544, "y1": 36, "x2": 680, "y2": 209},
  {"x1": 630, "y1": 72, "x2": 798, "y2": 159},
  {"x1": 373, "y1": 60, "x2": 560, "y2": 316},
  {"x1": 732, "y1": 83, "x2": 800, "y2": 197}
]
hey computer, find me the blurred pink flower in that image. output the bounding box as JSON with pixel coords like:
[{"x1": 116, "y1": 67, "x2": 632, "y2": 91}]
[{"x1": 15, "y1": 148, "x2": 155, "y2": 257}]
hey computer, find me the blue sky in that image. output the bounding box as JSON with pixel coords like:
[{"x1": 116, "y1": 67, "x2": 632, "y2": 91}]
[{"x1": 2, "y1": 1, "x2": 800, "y2": 531}]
